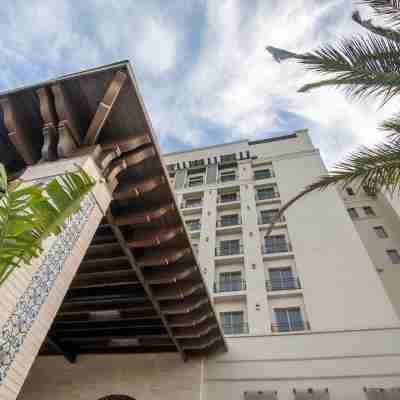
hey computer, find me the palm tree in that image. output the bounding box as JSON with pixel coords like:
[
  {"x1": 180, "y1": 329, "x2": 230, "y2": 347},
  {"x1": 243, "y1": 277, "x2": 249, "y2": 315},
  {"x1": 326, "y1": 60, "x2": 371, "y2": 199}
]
[
  {"x1": 265, "y1": 1, "x2": 400, "y2": 229},
  {"x1": 0, "y1": 164, "x2": 93, "y2": 285}
]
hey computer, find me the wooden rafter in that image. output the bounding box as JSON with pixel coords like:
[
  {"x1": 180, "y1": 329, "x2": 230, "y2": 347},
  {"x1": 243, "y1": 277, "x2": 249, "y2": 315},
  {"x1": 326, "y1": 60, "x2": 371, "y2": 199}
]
[
  {"x1": 37, "y1": 87, "x2": 59, "y2": 161},
  {"x1": 127, "y1": 226, "x2": 183, "y2": 248},
  {"x1": 0, "y1": 97, "x2": 39, "y2": 164},
  {"x1": 46, "y1": 335, "x2": 77, "y2": 363},
  {"x1": 106, "y1": 211, "x2": 188, "y2": 360},
  {"x1": 114, "y1": 176, "x2": 166, "y2": 201},
  {"x1": 136, "y1": 247, "x2": 191, "y2": 268},
  {"x1": 153, "y1": 281, "x2": 203, "y2": 301},
  {"x1": 51, "y1": 83, "x2": 82, "y2": 145},
  {"x1": 114, "y1": 203, "x2": 175, "y2": 226},
  {"x1": 145, "y1": 264, "x2": 197, "y2": 284},
  {"x1": 84, "y1": 71, "x2": 127, "y2": 145}
]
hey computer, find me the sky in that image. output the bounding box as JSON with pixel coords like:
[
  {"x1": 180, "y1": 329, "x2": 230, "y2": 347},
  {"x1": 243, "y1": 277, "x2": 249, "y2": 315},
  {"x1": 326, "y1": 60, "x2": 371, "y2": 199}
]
[{"x1": 0, "y1": 0, "x2": 397, "y2": 167}]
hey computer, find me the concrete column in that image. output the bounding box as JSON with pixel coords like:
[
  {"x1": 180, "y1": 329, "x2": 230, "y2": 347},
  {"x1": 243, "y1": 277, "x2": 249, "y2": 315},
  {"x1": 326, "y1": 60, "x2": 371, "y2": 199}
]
[{"x1": 0, "y1": 154, "x2": 112, "y2": 400}]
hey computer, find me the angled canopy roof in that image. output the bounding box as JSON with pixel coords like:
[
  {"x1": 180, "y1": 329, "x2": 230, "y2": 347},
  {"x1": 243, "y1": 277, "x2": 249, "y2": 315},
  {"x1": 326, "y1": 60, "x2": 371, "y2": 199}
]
[{"x1": 0, "y1": 61, "x2": 227, "y2": 360}]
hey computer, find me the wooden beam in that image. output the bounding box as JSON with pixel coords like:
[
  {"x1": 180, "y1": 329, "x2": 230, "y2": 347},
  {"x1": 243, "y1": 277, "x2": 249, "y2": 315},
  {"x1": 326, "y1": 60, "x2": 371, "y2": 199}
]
[
  {"x1": 51, "y1": 83, "x2": 82, "y2": 145},
  {"x1": 114, "y1": 203, "x2": 175, "y2": 226},
  {"x1": 84, "y1": 71, "x2": 127, "y2": 145},
  {"x1": 114, "y1": 176, "x2": 166, "y2": 201},
  {"x1": 36, "y1": 87, "x2": 58, "y2": 161},
  {"x1": 106, "y1": 211, "x2": 188, "y2": 360},
  {"x1": 0, "y1": 97, "x2": 39, "y2": 164},
  {"x1": 160, "y1": 294, "x2": 209, "y2": 315},
  {"x1": 153, "y1": 281, "x2": 203, "y2": 301},
  {"x1": 46, "y1": 335, "x2": 77, "y2": 363},
  {"x1": 71, "y1": 270, "x2": 139, "y2": 289},
  {"x1": 145, "y1": 264, "x2": 197, "y2": 285},
  {"x1": 127, "y1": 226, "x2": 183, "y2": 248},
  {"x1": 59, "y1": 300, "x2": 154, "y2": 315},
  {"x1": 106, "y1": 146, "x2": 156, "y2": 183},
  {"x1": 180, "y1": 332, "x2": 221, "y2": 350},
  {"x1": 174, "y1": 322, "x2": 218, "y2": 339},
  {"x1": 168, "y1": 306, "x2": 213, "y2": 327},
  {"x1": 102, "y1": 134, "x2": 151, "y2": 153},
  {"x1": 136, "y1": 247, "x2": 191, "y2": 268}
]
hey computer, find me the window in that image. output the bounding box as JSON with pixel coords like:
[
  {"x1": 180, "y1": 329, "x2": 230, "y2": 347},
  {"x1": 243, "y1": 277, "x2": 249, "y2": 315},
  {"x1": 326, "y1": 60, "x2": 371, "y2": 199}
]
[
  {"x1": 218, "y1": 239, "x2": 241, "y2": 256},
  {"x1": 220, "y1": 153, "x2": 236, "y2": 163},
  {"x1": 189, "y1": 159, "x2": 204, "y2": 168},
  {"x1": 259, "y1": 209, "x2": 280, "y2": 225},
  {"x1": 167, "y1": 164, "x2": 176, "y2": 172},
  {"x1": 186, "y1": 219, "x2": 201, "y2": 231},
  {"x1": 274, "y1": 307, "x2": 305, "y2": 332},
  {"x1": 246, "y1": 150, "x2": 250, "y2": 159},
  {"x1": 220, "y1": 311, "x2": 246, "y2": 334},
  {"x1": 387, "y1": 249, "x2": 400, "y2": 264},
  {"x1": 347, "y1": 208, "x2": 359, "y2": 219},
  {"x1": 254, "y1": 169, "x2": 273, "y2": 180},
  {"x1": 217, "y1": 271, "x2": 243, "y2": 292},
  {"x1": 268, "y1": 267, "x2": 298, "y2": 290},
  {"x1": 185, "y1": 197, "x2": 202, "y2": 208},
  {"x1": 256, "y1": 186, "x2": 277, "y2": 200},
  {"x1": 345, "y1": 187, "x2": 355, "y2": 196},
  {"x1": 363, "y1": 206, "x2": 375, "y2": 216},
  {"x1": 264, "y1": 235, "x2": 289, "y2": 253},
  {"x1": 220, "y1": 170, "x2": 236, "y2": 182},
  {"x1": 192, "y1": 243, "x2": 199, "y2": 254},
  {"x1": 374, "y1": 226, "x2": 388, "y2": 238},
  {"x1": 220, "y1": 192, "x2": 239, "y2": 203},
  {"x1": 188, "y1": 175, "x2": 204, "y2": 187},
  {"x1": 220, "y1": 214, "x2": 240, "y2": 227}
]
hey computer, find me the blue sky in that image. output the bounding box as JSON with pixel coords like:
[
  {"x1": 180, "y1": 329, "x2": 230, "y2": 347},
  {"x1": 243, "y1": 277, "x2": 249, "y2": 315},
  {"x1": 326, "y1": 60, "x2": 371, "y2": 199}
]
[{"x1": 0, "y1": 0, "x2": 397, "y2": 166}]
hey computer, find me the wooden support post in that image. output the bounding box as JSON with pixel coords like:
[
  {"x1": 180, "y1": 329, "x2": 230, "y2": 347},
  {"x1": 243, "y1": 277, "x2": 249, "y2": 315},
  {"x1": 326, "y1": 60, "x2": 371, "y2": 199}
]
[
  {"x1": 0, "y1": 97, "x2": 40, "y2": 164},
  {"x1": 84, "y1": 71, "x2": 127, "y2": 145},
  {"x1": 36, "y1": 87, "x2": 59, "y2": 161}
]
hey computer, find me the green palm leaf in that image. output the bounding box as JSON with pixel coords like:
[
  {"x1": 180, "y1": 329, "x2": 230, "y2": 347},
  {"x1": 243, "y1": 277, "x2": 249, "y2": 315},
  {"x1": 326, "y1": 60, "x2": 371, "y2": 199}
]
[
  {"x1": 0, "y1": 165, "x2": 94, "y2": 284},
  {"x1": 361, "y1": 1, "x2": 400, "y2": 27}
]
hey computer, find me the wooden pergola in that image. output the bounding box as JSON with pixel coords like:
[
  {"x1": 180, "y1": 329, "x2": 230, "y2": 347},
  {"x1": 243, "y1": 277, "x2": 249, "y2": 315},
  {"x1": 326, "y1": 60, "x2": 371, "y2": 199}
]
[{"x1": 0, "y1": 61, "x2": 227, "y2": 361}]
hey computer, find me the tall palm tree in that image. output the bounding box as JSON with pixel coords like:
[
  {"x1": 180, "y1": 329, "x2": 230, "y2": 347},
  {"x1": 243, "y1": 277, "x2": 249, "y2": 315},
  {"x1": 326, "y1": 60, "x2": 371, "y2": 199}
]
[
  {"x1": 0, "y1": 164, "x2": 93, "y2": 285},
  {"x1": 265, "y1": 1, "x2": 400, "y2": 228}
]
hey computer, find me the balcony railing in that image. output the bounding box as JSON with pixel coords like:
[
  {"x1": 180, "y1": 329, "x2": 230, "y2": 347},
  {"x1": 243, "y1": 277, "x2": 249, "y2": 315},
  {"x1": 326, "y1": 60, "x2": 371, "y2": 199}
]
[
  {"x1": 181, "y1": 200, "x2": 203, "y2": 209},
  {"x1": 254, "y1": 171, "x2": 275, "y2": 180},
  {"x1": 187, "y1": 222, "x2": 201, "y2": 231},
  {"x1": 271, "y1": 320, "x2": 310, "y2": 333},
  {"x1": 258, "y1": 215, "x2": 285, "y2": 225},
  {"x1": 216, "y1": 216, "x2": 242, "y2": 227},
  {"x1": 214, "y1": 279, "x2": 246, "y2": 293},
  {"x1": 215, "y1": 244, "x2": 244, "y2": 256},
  {"x1": 185, "y1": 179, "x2": 204, "y2": 188},
  {"x1": 255, "y1": 191, "x2": 280, "y2": 201},
  {"x1": 262, "y1": 242, "x2": 292, "y2": 254},
  {"x1": 222, "y1": 322, "x2": 249, "y2": 335},
  {"x1": 218, "y1": 194, "x2": 240, "y2": 204},
  {"x1": 266, "y1": 277, "x2": 301, "y2": 291},
  {"x1": 219, "y1": 174, "x2": 238, "y2": 183}
]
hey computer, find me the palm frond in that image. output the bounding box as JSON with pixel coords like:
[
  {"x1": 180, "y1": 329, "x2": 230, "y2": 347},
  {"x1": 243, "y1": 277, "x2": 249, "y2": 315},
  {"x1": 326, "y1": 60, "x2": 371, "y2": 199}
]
[
  {"x1": 264, "y1": 139, "x2": 400, "y2": 238},
  {"x1": 0, "y1": 166, "x2": 94, "y2": 284},
  {"x1": 380, "y1": 113, "x2": 400, "y2": 140},
  {"x1": 267, "y1": 35, "x2": 400, "y2": 104},
  {"x1": 361, "y1": 0, "x2": 400, "y2": 27},
  {"x1": 352, "y1": 10, "x2": 400, "y2": 42}
]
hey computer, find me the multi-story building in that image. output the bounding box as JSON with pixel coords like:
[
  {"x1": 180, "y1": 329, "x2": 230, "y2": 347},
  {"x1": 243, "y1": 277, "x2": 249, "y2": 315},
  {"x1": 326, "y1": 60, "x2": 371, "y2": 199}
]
[
  {"x1": 1, "y1": 62, "x2": 400, "y2": 400},
  {"x1": 163, "y1": 128, "x2": 400, "y2": 399}
]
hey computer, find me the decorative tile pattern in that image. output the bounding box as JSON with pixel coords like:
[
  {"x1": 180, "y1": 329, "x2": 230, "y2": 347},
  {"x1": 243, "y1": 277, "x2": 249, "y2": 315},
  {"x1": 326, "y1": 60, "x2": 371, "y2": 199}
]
[{"x1": 0, "y1": 195, "x2": 96, "y2": 384}]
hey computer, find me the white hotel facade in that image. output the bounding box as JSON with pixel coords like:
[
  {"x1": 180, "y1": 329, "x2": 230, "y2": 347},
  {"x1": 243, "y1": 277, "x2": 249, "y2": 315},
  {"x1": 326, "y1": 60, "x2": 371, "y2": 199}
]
[{"x1": 162, "y1": 128, "x2": 400, "y2": 400}]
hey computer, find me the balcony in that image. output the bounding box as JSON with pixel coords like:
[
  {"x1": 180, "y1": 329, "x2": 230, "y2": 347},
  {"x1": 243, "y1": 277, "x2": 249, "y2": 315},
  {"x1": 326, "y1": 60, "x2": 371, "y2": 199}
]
[
  {"x1": 186, "y1": 221, "x2": 201, "y2": 231},
  {"x1": 266, "y1": 277, "x2": 301, "y2": 292},
  {"x1": 217, "y1": 216, "x2": 242, "y2": 228},
  {"x1": 180, "y1": 200, "x2": 203, "y2": 210},
  {"x1": 262, "y1": 242, "x2": 292, "y2": 255},
  {"x1": 254, "y1": 170, "x2": 275, "y2": 181},
  {"x1": 186, "y1": 180, "x2": 204, "y2": 188},
  {"x1": 219, "y1": 175, "x2": 238, "y2": 184},
  {"x1": 258, "y1": 215, "x2": 285, "y2": 225},
  {"x1": 222, "y1": 322, "x2": 249, "y2": 335},
  {"x1": 271, "y1": 320, "x2": 310, "y2": 333},
  {"x1": 215, "y1": 244, "x2": 244, "y2": 257},
  {"x1": 214, "y1": 279, "x2": 246, "y2": 293},
  {"x1": 255, "y1": 191, "x2": 280, "y2": 202},
  {"x1": 218, "y1": 194, "x2": 240, "y2": 204}
]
